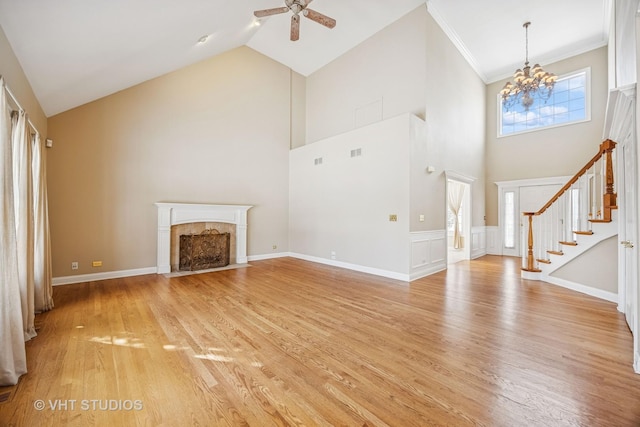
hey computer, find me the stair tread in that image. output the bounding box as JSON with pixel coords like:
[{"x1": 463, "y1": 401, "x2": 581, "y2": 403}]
[
  {"x1": 574, "y1": 230, "x2": 594, "y2": 235},
  {"x1": 559, "y1": 241, "x2": 578, "y2": 246},
  {"x1": 536, "y1": 259, "x2": 552, "y2": 264},
  {"x1": 589, "y1": 219, "x2": 612, "y2": 223},
  {"x1": 547, "y1": 250, "x2": 564, "y2": 256}
]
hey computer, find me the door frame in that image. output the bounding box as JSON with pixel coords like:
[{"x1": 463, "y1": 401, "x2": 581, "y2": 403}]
[
  {"x1": 605, "y1": 82, "x2": 640, "y2": 373},
  {"x1": 496, "y1": 176, "x2": 572, "y2": 258},
  {"x1": 617, "y1": 133, "x2": 638, "y2": 335},
  {"x1": 445, "y1": 171, "x2": 475, "y2": 263}
]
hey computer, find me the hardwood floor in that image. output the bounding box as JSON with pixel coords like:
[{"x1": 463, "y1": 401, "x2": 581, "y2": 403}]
[{"x1": 1, "y1": 255, "x2": 639, "y2": 426}]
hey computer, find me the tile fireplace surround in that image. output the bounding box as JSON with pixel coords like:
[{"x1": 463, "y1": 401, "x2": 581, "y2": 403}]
[{"x1": 155, "y1": 202, "x2": 252, "y2": 274}]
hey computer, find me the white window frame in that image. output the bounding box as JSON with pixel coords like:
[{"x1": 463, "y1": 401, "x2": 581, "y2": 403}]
[{"x1": 497, "y1": 67, "x2": 591, "y2": 138}]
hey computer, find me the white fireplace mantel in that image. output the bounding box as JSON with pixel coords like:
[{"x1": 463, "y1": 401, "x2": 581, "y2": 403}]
[{"x1": 155, "y1": 202, "x2": 252, "y2": 274}]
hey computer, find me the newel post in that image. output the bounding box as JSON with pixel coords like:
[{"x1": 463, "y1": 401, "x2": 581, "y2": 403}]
[
  {"x1": 522, "y1": 213, "x2": 540, "y2": 272},
  {"x1": 602, "y1": 139, "x2": 617, "y2": 221}
]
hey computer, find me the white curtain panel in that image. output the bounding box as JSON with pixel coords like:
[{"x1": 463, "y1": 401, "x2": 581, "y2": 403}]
[
  {"x1": 448, "y1": 180, "x2": 466, "y2": 249},
  {"x1": 0, "y1": 77, "x2": 27, "y2": 385},
  {"x1": 12, "y1": 110, "x2": 36, "y2": 341},
  {"x1": 32, "y1": 133, "x2": 54, "y2": 313}
]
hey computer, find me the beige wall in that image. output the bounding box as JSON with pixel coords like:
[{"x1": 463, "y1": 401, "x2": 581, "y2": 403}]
[
  {"x1": 305, "y1": 6, "x2": 428, "y2": 144},
  {"x1": 47, "y1": 46, "x2": 294, "y2": 277},
  {"x1": 485, "y1": 46, "x2": 609, "y2": 225},
  {"x1": 0, "y1": 25, "x2": 47, "y2": 136},
  {"x1": 551, "y1": 236, "x2": 618, "y2": 293}
]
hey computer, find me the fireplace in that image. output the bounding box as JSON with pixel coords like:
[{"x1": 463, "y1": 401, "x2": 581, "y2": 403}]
[
  {"x1": 155, "y1": 203, "x2": 252, "y2": 274},
  {"x1": 179, "y1": 229, "x2": 230, "y2": 271}
]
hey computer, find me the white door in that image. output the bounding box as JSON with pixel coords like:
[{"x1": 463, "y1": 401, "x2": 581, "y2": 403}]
[{"x1": 618, "y1": 139, "x2": 638, "y2": 333}]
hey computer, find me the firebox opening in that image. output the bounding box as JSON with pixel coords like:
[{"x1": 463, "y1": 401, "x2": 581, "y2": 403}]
[
  {"x1": 179, "y1": 229, "x2": 230, "y2": 271},
  {"x1": 170, "y1": 222, "x2": 237, "y2": 272}
]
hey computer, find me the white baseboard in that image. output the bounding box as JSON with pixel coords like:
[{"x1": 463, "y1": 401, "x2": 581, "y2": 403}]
[
  {"x1": 52, "y1": 251, "x2": 405, "y2": 286},
  {"x1": 53, "y1": 267, "x2": 157, "y2": 286},
  {"x1": 247, "y1": 252, "x2": 290, "y2": 261},
  {"x1": 53, "y1": 252, "x2": 290, "y2": 285},
  {"x1": 410, "y1": 264, "x2": 446, "y2": 281},
  {"x1": 288, "y1": 252, "x2": 410, "y2": 282},
  {"x1": 544, "y1": 276, "x2": 618, "y2": 303}
]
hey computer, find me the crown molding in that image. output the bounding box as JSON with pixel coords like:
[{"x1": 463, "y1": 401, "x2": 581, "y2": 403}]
[{"x1": 425, "y1": 0, "x2": 488, "y2": 83}]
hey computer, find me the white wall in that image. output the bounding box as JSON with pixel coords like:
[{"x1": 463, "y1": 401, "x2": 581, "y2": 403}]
[
  {"x1": 305, "y1": 5, "x2": 486, "y2": 235},
  {"x1": 289, "y1": 114, "x2": 413, "y2": 276},
  {"x1": 414, "y1": 9, "x2": 487, "y2": 232},
  {"x1": 293, "y1": 5, "x2": 488, "y2": 278}
]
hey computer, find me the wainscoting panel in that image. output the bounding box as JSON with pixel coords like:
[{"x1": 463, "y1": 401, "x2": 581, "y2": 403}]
[
  {"x1": 410, "y1": 230, "x2": 447, "y2": 281},
  {"x1": 485, "y1": 226, "x2": 500, "y2": 255},
  {"x1": 471, "y1": 226, "x2": 487, "y2": 259}
]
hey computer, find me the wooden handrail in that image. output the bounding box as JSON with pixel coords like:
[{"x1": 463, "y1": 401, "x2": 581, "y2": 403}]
[
  {"x1": 535, "y1": 139, "x2": 616, "y2": 216},
  {"x1": 521, "y1": 139, "x2": 617, "y2": 273}
]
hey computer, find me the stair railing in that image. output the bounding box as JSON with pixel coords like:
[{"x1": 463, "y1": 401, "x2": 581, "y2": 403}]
[{"x1": 522, "y1": 139, "x2": 617, "y2": 272}]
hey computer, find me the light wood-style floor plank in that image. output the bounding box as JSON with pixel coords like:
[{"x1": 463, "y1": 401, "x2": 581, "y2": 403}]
[{"x1": 1, "y1": 255, "x2": 639, "y2": 426}]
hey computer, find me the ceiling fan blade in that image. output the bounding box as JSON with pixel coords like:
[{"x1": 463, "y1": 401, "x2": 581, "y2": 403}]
[
  {"x1": 303, "y1": 8, "x2": 336, "y2": 29},
  {"x1": 254, "y1": 7, "x2": 289, "y2": 18},
  {"x1": 290, "y1": 14, "x2": 300, "y2": 41}
]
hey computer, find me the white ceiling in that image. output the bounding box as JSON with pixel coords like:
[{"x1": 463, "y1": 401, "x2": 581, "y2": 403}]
[{"x1": 0, "y1": 0, "x2": 610, "y2": 117}]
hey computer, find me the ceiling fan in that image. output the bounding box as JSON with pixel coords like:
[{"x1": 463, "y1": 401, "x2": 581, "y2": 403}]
[{"x1": 253, "y1": 0, "x2": 336, "y2": 41}]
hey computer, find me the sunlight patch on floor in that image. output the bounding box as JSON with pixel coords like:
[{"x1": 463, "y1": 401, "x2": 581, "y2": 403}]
[{"x1": 89, "y1": 336, "x2": 146, "y2": 349}]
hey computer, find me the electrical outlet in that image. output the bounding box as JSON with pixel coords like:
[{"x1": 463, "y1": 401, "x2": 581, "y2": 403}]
[
  {"x1": 419, "y1": 214, "x2": 425, "y2": 222},
  {"x1": 389, "y1": 214, "x2": 398, "y2": 222},
  {"x1": 330, "y1": 251, "x2": 336, "y2": 260},
  {"x1": 272, "y1": 245, "x2": 277, "y2": 250},
  {"x1": 92, "y1": 261, "x2": 102, "y2": 267},
  {"x1": 71, "y1": 262, "x2": 78, "y2": 270}
]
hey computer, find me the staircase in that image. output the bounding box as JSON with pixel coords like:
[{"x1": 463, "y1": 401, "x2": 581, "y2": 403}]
[{"x1": 520, "y1": 139, "x2": 618, "y2": 288}]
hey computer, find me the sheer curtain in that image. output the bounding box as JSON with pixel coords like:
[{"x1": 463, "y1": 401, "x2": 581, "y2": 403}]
[
  {"x1": 0, "y1": 77, "x2": 27, "y2": 385},
  {"x1": 448, "y1": 180, "x2": 466, "y2": 250},
  {"x1": 33, "y1": 133, "x2": 54, "y2": 313},
  {"x1": 0, "y1": 77, "x2": 54, "y2": 386},
  {"x1": 13, "y1": 110, "x2": 37, "y2": 341}
]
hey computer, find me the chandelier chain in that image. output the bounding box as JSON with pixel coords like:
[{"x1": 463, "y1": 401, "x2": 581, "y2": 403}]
[{"x1": 524, "y1": 22, "x2": 529, "y2": 65}]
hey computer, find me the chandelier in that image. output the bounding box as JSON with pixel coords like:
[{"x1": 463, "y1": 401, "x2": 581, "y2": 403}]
[{"x1": 500, "y1": 22, "x2": 557, "y2": 111}]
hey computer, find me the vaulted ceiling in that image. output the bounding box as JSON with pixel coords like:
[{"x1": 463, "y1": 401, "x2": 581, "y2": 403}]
[{"x1": 0, "y1": 0, "x2": 609, "y2": 117}]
